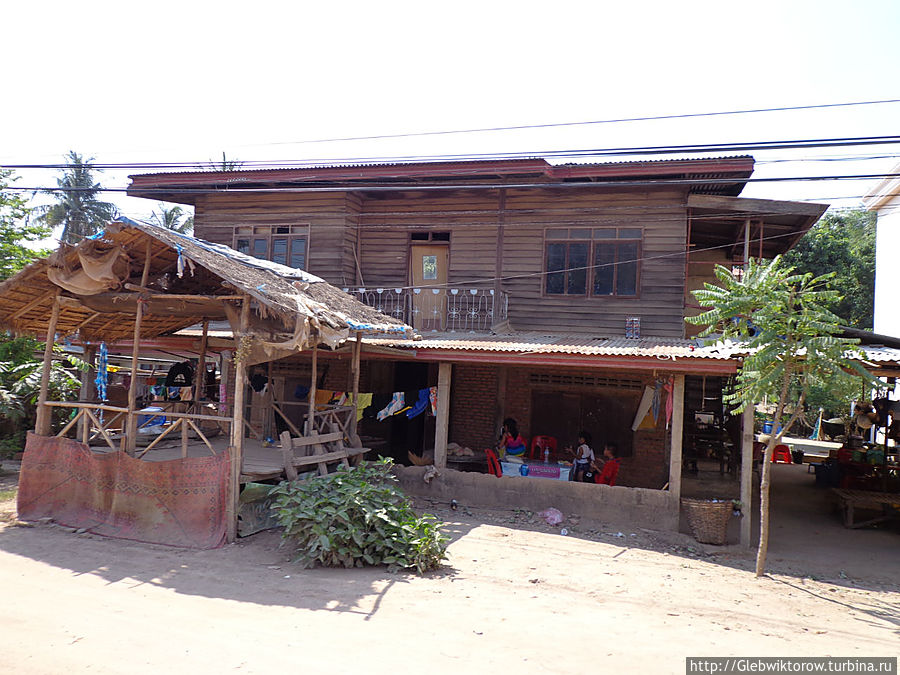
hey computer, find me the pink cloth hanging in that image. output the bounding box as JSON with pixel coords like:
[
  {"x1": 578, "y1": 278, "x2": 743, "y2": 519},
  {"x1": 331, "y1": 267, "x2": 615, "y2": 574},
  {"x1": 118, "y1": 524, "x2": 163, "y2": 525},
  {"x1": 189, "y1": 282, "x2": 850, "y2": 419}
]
[{"x1": 664, "y1": 376, "x2": 675, "y2": 428}]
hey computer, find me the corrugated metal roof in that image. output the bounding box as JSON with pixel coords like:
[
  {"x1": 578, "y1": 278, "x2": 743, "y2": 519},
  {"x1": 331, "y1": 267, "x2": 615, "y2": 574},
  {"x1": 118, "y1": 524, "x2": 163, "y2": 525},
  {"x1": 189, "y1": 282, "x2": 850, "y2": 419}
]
[{"x1": 364, "y1": 332, "x2": 744, "y2": 360}]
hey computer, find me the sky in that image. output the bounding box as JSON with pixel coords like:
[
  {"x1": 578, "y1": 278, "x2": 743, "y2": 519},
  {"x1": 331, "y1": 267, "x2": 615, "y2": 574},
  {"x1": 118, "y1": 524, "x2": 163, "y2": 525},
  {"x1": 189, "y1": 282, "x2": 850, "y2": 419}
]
[{"x1": 3, "y1": 0, "x2": 900, "y2": 242}]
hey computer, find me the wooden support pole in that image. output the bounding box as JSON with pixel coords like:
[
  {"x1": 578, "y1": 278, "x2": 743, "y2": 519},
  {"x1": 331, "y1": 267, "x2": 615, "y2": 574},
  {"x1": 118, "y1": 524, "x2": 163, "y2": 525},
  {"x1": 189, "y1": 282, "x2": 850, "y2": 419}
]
[
  {"x1": 740, "y1": 406, "x2": 755, "y2": 548},
  {"x1": 668, "y1": 374, "x2": 686, "y2": 504},
  {"x1": 78, "y1": 345, "x2": 97, "y2": 444},
  {"x1": 124, "y1": 241, "x2": 152, "y2": 455},
  {"x1": 742, "y1": 218, "x2": 751, "y2": 269},
  {"x1": 307, "y1": 342, "x2": 318, "y2": 435},
  {"x1": 35, "y1": 293, "x2": 61, "y2": 436},
  {"x1": 434, "y1": 362, "x2": 451, "y2": 470},
  {"x1": 227, "y1": 295, "x2": 251, "y2": 543},
  {"x1": 348, "y1": 331, "x2": 362, "y2": 443},
  {"x1": 193, "y1": 319, "x2": 209, "y2": 406}
]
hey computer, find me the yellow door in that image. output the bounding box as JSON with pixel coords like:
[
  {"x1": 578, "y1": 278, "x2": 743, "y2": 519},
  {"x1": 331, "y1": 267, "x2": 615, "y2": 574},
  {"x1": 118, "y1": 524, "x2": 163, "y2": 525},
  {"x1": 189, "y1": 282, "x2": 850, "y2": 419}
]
[{"x1": 410, "y1": 245, "x2": 448, "y2": 331}]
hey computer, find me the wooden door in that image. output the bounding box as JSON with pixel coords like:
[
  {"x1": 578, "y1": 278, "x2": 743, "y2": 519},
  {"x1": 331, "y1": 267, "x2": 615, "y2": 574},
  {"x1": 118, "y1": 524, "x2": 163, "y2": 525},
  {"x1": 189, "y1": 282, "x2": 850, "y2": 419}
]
[{"x1": 410, "y1": 245, "x2": 448, "y2": 331}]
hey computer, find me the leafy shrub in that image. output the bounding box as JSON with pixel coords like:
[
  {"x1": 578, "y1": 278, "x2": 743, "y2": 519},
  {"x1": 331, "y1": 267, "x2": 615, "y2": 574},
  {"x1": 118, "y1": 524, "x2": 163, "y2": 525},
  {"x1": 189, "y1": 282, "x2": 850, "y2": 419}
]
[{"x1": 270, "y1": 458, "x2": 448, "y2": 574}]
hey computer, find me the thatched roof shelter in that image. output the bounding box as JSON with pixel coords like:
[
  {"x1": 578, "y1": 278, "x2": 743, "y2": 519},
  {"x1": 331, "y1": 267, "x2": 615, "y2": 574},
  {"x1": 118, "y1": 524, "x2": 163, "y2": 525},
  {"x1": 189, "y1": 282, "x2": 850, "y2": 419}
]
[{"x1": 0, "y1": 217, "x2": 411, "y2": 349}]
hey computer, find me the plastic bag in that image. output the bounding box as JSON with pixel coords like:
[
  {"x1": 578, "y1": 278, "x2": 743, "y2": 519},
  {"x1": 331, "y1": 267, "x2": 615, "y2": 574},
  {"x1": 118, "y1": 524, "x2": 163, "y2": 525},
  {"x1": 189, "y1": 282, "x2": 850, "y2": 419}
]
[{"x1": 538, "y1": 507, "x2": 564, "y2": 526}]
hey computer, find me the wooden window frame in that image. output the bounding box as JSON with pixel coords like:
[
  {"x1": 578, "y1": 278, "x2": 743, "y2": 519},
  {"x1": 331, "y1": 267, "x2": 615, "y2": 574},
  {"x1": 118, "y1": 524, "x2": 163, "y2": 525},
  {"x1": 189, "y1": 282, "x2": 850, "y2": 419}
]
[
  {"x1": 234, "y1": 225, "x2": 310, "y2": 270},
  {"x1": 542, "y1": 227, "x2": 643, "y2": 299}
]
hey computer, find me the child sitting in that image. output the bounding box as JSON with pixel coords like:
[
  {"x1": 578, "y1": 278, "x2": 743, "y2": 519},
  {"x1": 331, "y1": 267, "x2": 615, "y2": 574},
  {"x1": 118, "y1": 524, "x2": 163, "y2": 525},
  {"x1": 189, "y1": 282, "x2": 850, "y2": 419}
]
[
  {"x1": 498, "y1": 418, "x2": 527, "y2": 458},
  {"x1": 572, "y1": 431, "x2": 594, "y2": 482}
]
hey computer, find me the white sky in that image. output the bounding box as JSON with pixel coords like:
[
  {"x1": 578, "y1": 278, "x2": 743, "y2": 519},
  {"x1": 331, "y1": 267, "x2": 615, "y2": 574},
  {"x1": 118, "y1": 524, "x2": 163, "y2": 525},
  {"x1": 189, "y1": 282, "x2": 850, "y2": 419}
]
[{"x1": 3, "y1": 0, "x2": 900, "y2": 242}]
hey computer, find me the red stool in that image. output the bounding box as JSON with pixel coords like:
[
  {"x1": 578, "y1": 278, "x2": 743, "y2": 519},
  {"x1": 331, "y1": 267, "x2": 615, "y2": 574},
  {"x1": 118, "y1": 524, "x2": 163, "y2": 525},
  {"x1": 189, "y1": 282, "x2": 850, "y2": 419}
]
[
  {"x1": 529, "y1": 435, "x2": 558, "y2": 462},
  {"x1": 771, "y1": 444, "x2": 792, "y2": 463}
]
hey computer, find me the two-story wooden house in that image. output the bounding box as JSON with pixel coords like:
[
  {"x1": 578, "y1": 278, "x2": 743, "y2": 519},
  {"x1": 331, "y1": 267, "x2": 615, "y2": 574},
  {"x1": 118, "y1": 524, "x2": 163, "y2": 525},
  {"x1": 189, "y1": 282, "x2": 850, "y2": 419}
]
[{"x1": 128, "y1": 157, "x2": 826, "y2": 534}]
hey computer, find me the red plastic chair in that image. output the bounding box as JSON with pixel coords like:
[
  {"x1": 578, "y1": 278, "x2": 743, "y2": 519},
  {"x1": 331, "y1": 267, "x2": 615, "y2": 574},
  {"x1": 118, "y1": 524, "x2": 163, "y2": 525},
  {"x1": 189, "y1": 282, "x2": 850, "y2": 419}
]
[
  {"x1": 529, "y1": 435, "x2": 558, "y2": 462},
  {"x1": 484, "y1": 448, "x2": 503, "y2": 477},
  {"x1": 771, "y1": 444, "x2": 792, "y2": 463}
]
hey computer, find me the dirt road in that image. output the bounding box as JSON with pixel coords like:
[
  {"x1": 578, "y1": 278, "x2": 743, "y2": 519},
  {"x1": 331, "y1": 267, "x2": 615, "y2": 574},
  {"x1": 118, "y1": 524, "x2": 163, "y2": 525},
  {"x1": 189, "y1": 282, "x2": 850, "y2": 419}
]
[{"x1": 1, "y1": 485, "x2": 897, "y2": 674}]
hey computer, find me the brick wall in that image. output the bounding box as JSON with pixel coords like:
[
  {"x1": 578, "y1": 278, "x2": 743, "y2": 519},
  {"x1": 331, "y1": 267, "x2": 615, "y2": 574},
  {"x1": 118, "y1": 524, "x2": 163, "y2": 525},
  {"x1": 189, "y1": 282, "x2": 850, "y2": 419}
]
[{"x1": 448, "y1": 363, "x2": 499, "y2": 451}]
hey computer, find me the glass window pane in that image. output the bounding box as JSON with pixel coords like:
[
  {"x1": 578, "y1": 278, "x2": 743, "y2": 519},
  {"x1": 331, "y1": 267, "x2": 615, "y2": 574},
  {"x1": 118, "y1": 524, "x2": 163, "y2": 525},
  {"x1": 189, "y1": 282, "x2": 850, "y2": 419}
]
[
  {"x1": 568, "y1": 243, "x2": 588, "y2": 295},
  {"x1": 236, "y1": 239, "x2": 250, "y2": 254},
  {"x1": 569, "y1": 228, "x2": 591, "y2": 239},
  {"x1": 272, "y1": 238, "x2": 287, "y2": 265},
  {"x1": 593, "y1": 243, "x2": 615, "y2": 295},
  {"x1": 252, "y1": 238, "x2": 267, "y2": 259},
  {"x1": 290, "y1": 238, "x2": 306, "y2": 269},
  {"x1": 593, "y1": 228, "x2": 616, "y2": 239},
  {"x1": 422, "y1": 255, "x2": 438, "y2": 280},
  {"x1": 617, "y1": 242, "x2": 639, "y2": 295},
  {"x1": 546, "y1": 243, "x2": 566, "y2": 294},
  {"x1": 618, "y1": 228, "x2": 642, "y2": 239}
]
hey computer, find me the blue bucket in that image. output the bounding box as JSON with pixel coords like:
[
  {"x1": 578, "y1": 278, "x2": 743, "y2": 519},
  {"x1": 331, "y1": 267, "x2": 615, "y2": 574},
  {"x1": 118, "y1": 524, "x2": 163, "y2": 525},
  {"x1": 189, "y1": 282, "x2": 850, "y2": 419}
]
[{"x1": 138, "y1": 406, "x2": 165, "y2": 428}]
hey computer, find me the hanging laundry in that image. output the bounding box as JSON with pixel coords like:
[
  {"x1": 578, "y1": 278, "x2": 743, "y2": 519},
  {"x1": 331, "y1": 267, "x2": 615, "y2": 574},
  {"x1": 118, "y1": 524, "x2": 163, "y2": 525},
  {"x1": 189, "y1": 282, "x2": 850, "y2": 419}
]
[
  {"x1": 352, "y1": 392, "x2": 373, "y2": 422},
  {"x1": 406, "y1": 388, "x2": 431, "y2": 419},
  {"x1": 315, "y1": 390, "x2": 334, "y2": 407},
  {"x1": 365, "y1": 393, "x2": 391, "y2": 420},
  {"x1": 664, "y1": 376, "x2": 674, "y2": 428},
  {"x1": 249, "y1": 373, "x2": 268, "y2": 393},
  {"x1": 294, "y1": 384, "x2": 310, "y2": 401},
  {"x1": 377, "y1": 392, "x2": 406, "y2": 421},
  {"x1": 165, "y1": 361, "x2": 194, "y2": 387},
  {"x1": 429, "y1": 386, "x2": 437, "y2": 416},
  {"x1": 652, "y1": 379, "x2": 663, "y2": 423},
  {"x1": 94, "y1": 342, "x2": 108, "y2": 402}
]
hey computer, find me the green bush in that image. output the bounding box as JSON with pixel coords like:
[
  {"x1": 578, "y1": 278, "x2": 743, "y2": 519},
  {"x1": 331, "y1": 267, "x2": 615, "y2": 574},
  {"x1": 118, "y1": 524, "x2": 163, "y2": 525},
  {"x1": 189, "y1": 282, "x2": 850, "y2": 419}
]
[{"x1": 270, "y1": 458, "x2": 448, "y2": 574}]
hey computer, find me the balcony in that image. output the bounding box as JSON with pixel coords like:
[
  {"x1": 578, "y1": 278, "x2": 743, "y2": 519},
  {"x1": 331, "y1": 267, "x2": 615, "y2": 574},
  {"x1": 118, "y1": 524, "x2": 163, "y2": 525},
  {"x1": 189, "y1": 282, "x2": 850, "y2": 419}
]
[{"x1": 343, "y1": 286, "x2": 508, "y2": 333}]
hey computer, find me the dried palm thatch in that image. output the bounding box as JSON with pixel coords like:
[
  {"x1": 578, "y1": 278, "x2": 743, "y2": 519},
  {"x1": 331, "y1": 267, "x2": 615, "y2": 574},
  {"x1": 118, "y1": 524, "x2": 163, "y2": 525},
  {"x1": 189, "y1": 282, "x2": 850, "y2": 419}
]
[{"x1": 0, "y1": 217, "x2": 411, "y2": 349}]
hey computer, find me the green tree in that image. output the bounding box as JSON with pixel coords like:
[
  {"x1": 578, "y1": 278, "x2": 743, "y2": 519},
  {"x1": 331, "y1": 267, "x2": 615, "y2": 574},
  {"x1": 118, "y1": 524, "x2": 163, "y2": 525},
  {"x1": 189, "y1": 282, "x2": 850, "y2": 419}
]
[
  {"x1": 149, "y1": 204, "x2": 194, "y2": 234},
  {"x1": 34, "y1": 151, "x2": 118, "y2": 244},
  {"x1": 687, "y1": 257, "x2": 874, "y2": 577},
  {"x1": 784, "y1": 209, "x2": 875, "y2": 330},
  {"x1": 0, "y1": 169, "x2": 49, "y2": 281}
]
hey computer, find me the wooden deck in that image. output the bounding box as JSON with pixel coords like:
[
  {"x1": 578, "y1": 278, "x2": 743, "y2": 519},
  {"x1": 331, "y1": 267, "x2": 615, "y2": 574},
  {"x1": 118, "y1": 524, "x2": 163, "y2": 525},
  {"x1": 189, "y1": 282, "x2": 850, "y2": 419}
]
[{"x1": 92, "y1": 436, "x2": 312, "y2": 483}]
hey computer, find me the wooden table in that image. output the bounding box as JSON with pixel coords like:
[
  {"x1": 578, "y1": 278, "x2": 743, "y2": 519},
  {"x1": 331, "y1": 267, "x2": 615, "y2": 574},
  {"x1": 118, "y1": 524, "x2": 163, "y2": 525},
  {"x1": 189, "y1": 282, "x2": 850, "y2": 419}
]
[{"x1": 831, "y1": 488, "x2": 900, "y2": 529}]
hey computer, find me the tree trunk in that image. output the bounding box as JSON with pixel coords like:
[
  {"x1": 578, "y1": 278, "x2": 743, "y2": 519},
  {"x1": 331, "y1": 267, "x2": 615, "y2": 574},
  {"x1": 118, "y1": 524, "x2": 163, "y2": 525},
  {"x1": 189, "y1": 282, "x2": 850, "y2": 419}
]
[{"x1": 756, "y1": 380, "x2": 786, "y2": 576}]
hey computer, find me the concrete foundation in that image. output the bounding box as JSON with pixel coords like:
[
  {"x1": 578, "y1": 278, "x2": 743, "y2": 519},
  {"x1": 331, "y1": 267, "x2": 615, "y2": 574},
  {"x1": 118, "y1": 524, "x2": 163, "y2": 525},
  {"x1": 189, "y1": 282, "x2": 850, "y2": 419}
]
[{"x1": 396, "y1": 466, "x2": 679, "y2": 531}]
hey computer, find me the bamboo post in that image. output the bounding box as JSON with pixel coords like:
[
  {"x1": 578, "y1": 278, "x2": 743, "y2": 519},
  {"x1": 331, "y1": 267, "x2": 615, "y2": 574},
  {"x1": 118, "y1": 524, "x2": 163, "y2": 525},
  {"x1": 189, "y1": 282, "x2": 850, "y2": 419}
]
[
  {"x1": 668, "y1": 374, "x2": 686, "y2": 504},
  {"x1": 433, "y1": 362, "x2": 451, "y2": 469},
  {"x1": 124, "y1": 241, "x2": 152, "y2": 454},
  {"x1": 307, "y1": 341, "x2": 318, "y2": 435},
  {"x1": 348, "y1": 331, "x2": 362, "y2": 444},
  {"x1": 35, "y1": 292, "x2": 61, "y2": 436},
  {"x1": 78, "y1": 344, "x2": 97, "y2": 443},
  {"x1": 227, "y1": 295, "x2": 251, "y2": 543},
  {"x1": 740, "y1": 406, "x2": 755, "y2": 548},
  {"x1": 193, "y1": 319, "x2": 209, "y2": 406}
]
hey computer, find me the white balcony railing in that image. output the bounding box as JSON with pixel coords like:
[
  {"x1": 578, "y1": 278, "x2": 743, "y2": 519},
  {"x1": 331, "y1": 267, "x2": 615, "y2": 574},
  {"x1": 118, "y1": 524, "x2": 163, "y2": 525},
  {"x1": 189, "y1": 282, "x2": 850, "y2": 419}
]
[{"x1": 343, "y1": 287, "x2": 508, "y2": 333}]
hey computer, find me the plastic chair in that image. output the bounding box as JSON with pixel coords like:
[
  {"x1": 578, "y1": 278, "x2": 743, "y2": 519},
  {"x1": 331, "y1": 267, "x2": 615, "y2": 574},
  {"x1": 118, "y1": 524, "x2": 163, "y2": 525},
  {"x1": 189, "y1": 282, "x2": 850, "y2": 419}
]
[
  {"x1": 771, "y1": 444, "x2": 792, "y2": 463},
  {"x1": 484, "y1": 448, "x2": 503, "y2": 477},
  {"x1": 529, "y1": 435, "x2": 558, "y2": 462}
]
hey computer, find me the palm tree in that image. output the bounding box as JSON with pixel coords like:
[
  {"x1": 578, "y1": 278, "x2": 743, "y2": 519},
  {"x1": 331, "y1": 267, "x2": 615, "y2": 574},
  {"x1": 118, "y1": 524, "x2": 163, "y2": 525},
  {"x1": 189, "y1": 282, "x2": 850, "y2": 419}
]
[
  {"x1": 149, "y1": 204, "x2": 194, "y2": 234},
  {"x1": 34, "y1": 151, "x2": 118, "y2": 244}
]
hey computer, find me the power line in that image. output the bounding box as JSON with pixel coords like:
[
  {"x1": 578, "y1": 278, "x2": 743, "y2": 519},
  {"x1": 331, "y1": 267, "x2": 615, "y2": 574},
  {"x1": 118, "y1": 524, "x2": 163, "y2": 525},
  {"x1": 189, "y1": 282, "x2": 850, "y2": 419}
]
[
  {"x1": 225, "y1": 98, "x2": 900, "y2": 147},
  {"x1": 6, "y1": 134, "x2": 900, "y2": 171},
  {"x1": 6, "y1": 172, "x2": 900, "y2": 195}
]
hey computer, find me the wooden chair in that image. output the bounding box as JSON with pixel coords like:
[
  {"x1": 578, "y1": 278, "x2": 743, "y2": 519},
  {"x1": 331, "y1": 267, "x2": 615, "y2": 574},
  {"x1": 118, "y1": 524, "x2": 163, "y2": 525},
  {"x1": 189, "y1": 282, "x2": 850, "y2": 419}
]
[{"x1": 279, "y1": 426, "x2": 370, "y2": 480}]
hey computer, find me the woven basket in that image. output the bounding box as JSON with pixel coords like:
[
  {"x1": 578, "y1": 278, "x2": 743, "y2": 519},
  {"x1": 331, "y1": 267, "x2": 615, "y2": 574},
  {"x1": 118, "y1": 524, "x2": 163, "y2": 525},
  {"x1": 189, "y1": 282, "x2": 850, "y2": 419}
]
[{"x1": 681, "y1": 498, "x2": 734, "y2": 545}]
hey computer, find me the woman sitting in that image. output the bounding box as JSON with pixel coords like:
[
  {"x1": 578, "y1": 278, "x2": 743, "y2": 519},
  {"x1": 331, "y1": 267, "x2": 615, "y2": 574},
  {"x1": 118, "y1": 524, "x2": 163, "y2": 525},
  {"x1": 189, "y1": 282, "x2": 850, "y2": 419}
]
[{"x1": 498, "y1": 418, "x2": 527, "y2": 459}]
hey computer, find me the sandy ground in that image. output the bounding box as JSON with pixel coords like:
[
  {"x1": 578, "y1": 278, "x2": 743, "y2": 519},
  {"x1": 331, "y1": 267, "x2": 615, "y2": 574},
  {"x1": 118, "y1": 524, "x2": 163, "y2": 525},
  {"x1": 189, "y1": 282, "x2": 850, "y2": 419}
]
[{"x1": 0, "y1": 463, "x2": 897, "y2": 674}]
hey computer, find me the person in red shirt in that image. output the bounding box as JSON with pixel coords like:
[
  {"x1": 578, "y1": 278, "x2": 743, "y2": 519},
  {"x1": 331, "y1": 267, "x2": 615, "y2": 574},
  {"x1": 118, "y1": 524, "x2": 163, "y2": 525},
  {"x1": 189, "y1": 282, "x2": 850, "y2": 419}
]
[{"x1": 590, "y1": 444, "x2": 620, "y2": 486}]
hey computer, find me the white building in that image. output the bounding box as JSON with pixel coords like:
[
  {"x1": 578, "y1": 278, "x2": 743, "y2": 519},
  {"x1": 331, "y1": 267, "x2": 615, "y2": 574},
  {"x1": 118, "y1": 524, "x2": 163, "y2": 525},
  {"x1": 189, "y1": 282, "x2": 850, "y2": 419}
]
[{"x1": 863, "y1": 162, "x2": 900, "y2": 338}]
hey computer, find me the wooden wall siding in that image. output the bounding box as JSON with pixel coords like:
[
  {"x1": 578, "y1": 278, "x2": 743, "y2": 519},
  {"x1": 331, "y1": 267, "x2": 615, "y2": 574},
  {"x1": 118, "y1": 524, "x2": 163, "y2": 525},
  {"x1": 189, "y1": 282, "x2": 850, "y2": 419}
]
[
  {"x1": 684, "y1": 249, "x2": 730, "y2": 338},
  {"x1": 501, "y1": 187, "x2": 689, "y2": 337},
  {"x1": 343, "y1": 193, "x2": 362, "y2": 286},
  {"x1": 358, "y1": 190, "x2": 502, "y2": 287},
  {"x1": 192, "y1": 192, "x2": 355, "y2": 285}
]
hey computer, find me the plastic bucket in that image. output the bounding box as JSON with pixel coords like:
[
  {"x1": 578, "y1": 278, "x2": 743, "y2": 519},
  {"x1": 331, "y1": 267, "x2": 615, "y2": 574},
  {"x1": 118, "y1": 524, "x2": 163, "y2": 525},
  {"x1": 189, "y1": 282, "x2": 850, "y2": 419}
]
[{"x1": 761, "y1": 421, "x2": 782, "y2": 434}]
